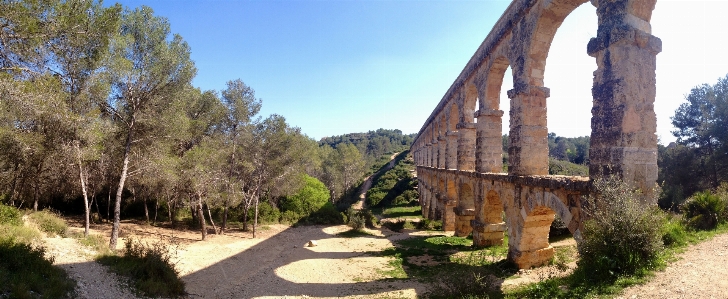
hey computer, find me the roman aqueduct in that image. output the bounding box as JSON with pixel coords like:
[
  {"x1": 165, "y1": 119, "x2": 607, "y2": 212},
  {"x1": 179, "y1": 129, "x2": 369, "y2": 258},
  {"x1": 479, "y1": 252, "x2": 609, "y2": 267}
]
[{"x1": 411, "y1": 0, "x2": 660, "y2": 269}]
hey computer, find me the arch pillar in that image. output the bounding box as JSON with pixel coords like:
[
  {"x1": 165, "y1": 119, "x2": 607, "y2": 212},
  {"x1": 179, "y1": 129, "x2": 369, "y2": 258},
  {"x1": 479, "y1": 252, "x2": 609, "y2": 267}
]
[
  {"x1": 472, "y1": 181, "x2": 506, "y2": 247},
  {"x1": 455, "y1": 179, "x2": 476, "y2": 237},
  {"x1": 437, "y1": 137, "x2": 446, "y2": 168},
  {"x1": 441, "y1": 176, "x2": 458, "y2": 231},
  {"x1": 445, "y1": 131, "x2": 458, "y2": 169},
  {"x1": 507, "y1": 85, "x2": 550, "y2": 176},
  {"x1": 588, "y1": 0, "x2": 661, "y2": 199},
  {"x1": 506, "y1": 186, "x2": 557, "y2": 269},
  {"x1": 457, "y1": 123, "x2": 476, "y2": 171},
  {"x1": 476, "y1": 108, "x2": 505, "y2": 173}
]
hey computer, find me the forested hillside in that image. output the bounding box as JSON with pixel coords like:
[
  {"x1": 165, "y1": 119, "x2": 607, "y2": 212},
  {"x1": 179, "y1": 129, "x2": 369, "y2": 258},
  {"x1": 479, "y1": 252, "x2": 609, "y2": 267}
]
[{"x1": 319, "y1": 129, "x2": 415, "y2": 168}]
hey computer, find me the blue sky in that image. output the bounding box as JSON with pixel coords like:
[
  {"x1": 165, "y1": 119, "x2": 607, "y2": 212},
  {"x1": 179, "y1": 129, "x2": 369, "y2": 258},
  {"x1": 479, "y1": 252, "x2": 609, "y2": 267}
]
[{"x1": 114, "y1": 0, "x2": 728, "y2": 143}]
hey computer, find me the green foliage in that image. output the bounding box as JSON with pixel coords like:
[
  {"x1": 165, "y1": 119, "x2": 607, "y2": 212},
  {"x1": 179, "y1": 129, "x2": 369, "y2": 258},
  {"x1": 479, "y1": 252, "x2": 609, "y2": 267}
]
[
  {"x1": 0, "y1": 239, "x2": 75, "y2": 298},
  {"x1": 280, "y1": 175, "x2": 331, "y2": 217},
  {"x1": 280, "y1": 210, "x2": 302, "y2": 224},
  {"x1": 662, "y1": 74, "x2": 728, "y2": 208},
  {"x1": 681, "y1": 190, "x2": 726, "y2": 230},
  {"x1": 0, "y1": 224, "x2": 42, "y2": 244},
  {"x1": 28, "y1": 210, "x2": 68, "y2": 237},
  {"x1": 307, "y1": 202, "x2": 343, "y2": 224},
  {"x1": 547, "y1": 133, "x2": 590, "y2": 165},
  {"x1": 0, "y1": 203, "x2": 22, "y2": 226},
  {"x1": 78, "y1": 234, "x2": 112, "y2": 255},
  {"x1": 247, "y1": 201, "x2": 281, "y2": 224},
  {"x1": 548, "y1": 158, "x2": 588, "y2": 176},
  {"x1": 578, "y1": 177, "x2": 665, "y2": 279},
  {"x1": 366, "y1": 153, "x2": 417, "y2": 207},
  {"x1": 380, "y1": 235, "x2": 513, "y2": 299},
  {"x1": 97, "y1": 238, "x2": 185, "y2": 297},
  {"x1": 344, "y1": 207, "x2": 375, "y2": 230},
  {"x1": 661, "y1": 215, "x2": 688, "y2": 247},
  {"x1": 319, "y1": 129, "x2": 415, "y2": 167}
]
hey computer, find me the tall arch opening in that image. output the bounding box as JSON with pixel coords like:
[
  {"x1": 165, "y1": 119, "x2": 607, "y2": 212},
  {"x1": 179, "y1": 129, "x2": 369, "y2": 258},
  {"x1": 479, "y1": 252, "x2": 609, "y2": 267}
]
[{"x1": 543, "y1": 3, "x2": 596, "y2": 141}]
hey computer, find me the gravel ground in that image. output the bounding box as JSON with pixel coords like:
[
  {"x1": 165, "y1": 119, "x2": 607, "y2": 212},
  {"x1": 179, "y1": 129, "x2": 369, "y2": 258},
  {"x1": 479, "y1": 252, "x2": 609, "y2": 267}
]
[
  {"x1": 43, "y1": 234, "x2": 142, "y2": 299},
  {"x1": 617, "y1": 233, "x2": 728, "y2": 299},
  {"x1": 42, "y1": 217, "x2": 728, "y2": 299}
]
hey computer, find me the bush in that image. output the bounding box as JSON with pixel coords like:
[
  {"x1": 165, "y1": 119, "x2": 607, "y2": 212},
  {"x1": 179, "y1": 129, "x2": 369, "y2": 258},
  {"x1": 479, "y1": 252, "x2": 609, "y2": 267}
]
[
  {"x1": 97, "y1": 237, "x2": 185, "y2": 297},
  {"x1": 661, "y1": 215, "x2": 688, "y2": 247},
  {"x1": 0, "y1": 224, "x2": 42, "y2": 244},
  {"x1": 308, "y1": 202, "x2": 344, "y2": 225},
  {"x1": 681, "y1": 190, "x2": 726, "y2": 230},
  {"x1": 280, "y1": 210, "x2": 302, "y2": 224},
  {"x1": 578, "y1": 177, "x2": 664, "y2": 279},
  {"x1": 0, "y1": 239, "x2": 75, "y2": 298},
  {"x1": 280, "y1": 175, "x2": 331, "y2": 217},
  {"x1": 0, "y1": 204, "x2": 22, "y2": 226},
  {"x1": 416, "y1": 219, "x2": 442, "y2": 230},
  {"x1": 248, "y1": 201, "x2": 281, "y2": 224},
  {"x1": 28, "y1": 210, "x2": 68, "y2": 237}
]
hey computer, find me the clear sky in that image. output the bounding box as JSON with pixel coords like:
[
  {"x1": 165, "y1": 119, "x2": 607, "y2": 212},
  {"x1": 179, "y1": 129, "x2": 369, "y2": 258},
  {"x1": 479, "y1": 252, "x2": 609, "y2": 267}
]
[{"x1": 112, "y1": 0, "x2": 728, "y2": 144}]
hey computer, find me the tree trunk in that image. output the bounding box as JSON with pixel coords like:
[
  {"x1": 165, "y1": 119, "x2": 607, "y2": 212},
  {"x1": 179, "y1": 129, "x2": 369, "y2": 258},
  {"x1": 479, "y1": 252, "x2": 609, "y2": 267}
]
[
  {"x1": 143, "y1": 196, "x2": 149, "y2": 224},
  {"x1": 106, "y1": 191, "x2": 111, "y2": 222},
  {"x1": 153, "y1": 198, "x2": 159, "y2": 225},
  {"x1": 242, "y1": 202, "x2": 249, "y2": 232},
  {"x1": 110, "y1": 121, "x2": 134, "y2": 251},
  {"x1": 221, "y1": 205, "x2": 228, "y2": 234},
  {"x1": 167, "y1": 199, "x2": 174, "y2": 227},
  {"x1": 75, "y1": 142, "x2": 91, "y2": 237},
  {"x1": 93, "y1": 194, "x2": 100, "y2": 222},
  {"x1": 253, "y1": 197, "x2": 259, "y2": 238},
  {"x1": 197, "y1": 192, "x2": 207, "y2": 241},
  {"x1": 206, "y1": 204, "x2": 218, "y2": 235}
]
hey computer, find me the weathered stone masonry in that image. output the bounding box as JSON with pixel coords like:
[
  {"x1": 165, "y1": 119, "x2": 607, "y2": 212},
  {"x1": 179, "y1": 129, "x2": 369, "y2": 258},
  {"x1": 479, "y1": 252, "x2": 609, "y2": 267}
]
[{"x1": 411, "y1": 0, "x2": 659, "y2": 269}]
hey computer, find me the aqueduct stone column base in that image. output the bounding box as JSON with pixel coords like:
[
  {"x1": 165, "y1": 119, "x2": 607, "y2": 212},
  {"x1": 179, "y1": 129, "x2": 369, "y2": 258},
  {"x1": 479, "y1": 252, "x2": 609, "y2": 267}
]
[{"x1": 411, "y1": 0, "x2": 659, "y2": 269}]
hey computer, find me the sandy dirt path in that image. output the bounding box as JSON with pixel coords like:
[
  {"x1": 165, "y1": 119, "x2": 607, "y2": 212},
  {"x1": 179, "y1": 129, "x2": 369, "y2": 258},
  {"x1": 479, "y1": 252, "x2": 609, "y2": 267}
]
[
  {"x1": 179, "y1": 224, "x2": 430, "y2": 298},
  {"x1": 617, "y1": 233, "x2": 728, "y2": 299},
  {"x1": 43, "y1": 231, "x2": 141, "y2": 299}
]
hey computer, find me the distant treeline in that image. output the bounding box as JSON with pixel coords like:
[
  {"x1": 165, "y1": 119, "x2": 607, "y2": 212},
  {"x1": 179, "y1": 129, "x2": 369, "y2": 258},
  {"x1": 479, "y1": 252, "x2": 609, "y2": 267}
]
[{"x1": 319, "y1": 129, "x2": 416, "y2": 168}]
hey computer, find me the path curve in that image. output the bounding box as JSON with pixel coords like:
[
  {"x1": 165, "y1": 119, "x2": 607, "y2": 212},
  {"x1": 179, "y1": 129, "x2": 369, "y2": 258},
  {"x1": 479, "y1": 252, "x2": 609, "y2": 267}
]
[
  {"x1": 43, "y1": 235, "x2": 141, "y2": 299},
  {"x1": 351, "y1": 152, "x2": 399, "y2": 210}
]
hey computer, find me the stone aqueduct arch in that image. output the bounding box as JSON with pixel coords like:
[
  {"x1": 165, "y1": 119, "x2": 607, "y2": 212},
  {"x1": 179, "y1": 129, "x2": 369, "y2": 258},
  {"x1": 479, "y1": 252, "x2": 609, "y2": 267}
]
[{"x1": 411, "y1": 0, "x2": 660, "y2": 269}]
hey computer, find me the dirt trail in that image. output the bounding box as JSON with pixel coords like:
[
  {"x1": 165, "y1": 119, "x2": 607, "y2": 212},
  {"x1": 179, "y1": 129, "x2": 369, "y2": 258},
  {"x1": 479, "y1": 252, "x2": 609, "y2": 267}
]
[
  {"x1": 351, "y1": 152, "x2": 399, "y2": 210},
  {"x1": 617, "y1": 233, "x2": 728, "y2": 299},
  {"x1": 42, "y1": 230, "x2": 141, "y2": 299},
  {"x1": 40, "y1": 219, "x2": 728, "y2": 299}
]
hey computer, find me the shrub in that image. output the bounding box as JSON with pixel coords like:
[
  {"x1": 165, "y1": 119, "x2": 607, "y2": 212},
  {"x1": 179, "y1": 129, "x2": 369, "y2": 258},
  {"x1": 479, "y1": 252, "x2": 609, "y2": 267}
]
[
  {"x1": 28, "y1": 210, "x2": 68, "y2": 237},
  {"x1": 0, "y1": 239, "x2": 75, "y2": 298},
  {"x1": 308, "y1": 202, "x2": 344, "y2": 225},
  {"x1": 661, "y1": 215, "x2": 688, "y2": 247},
  {"x1": 98, "y1": 237, "x2": 185, "y2": 297},
  {"x1": 417, "y1": 219, "x2": 442, "y2": 230},
  {"x1": 248, "y1": 201, "x2": 281, "y2": 224},
  {"x1": 578, "y1": 177, "x2": 664, "y2": 279},
  {"x1": 280, "y1": 210, "x2": 302, "y2": 224},
  {"x1": 0, "y1": 224, "x2": 42, "y2": 244},
  {"x1": 681, "y1": 190, "x2": 726, "y2": 230},
  {"x1": 280, "y1": 175, "x2": 331, "y2": 217},
  {"x1": 348, "y1": 213, "x2": 366, "y2": 231},
  {"x1": 365, "y1": 190, "x2": 386, "y2": 206},
  {"x1": 0, "y1": 204, "x2": 22, "y2": 226}
]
